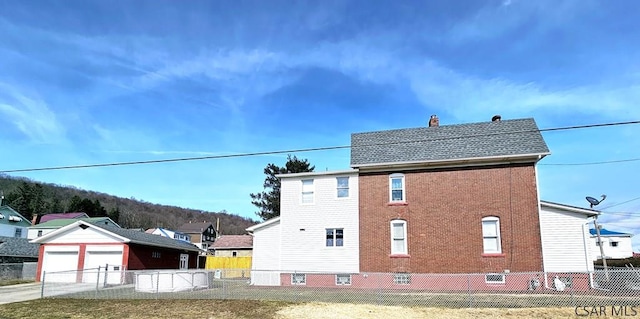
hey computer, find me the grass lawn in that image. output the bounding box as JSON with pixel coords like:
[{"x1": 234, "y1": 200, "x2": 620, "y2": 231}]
[{"x1": 0, "y1": 299, "x2": 588, "y2": 319}]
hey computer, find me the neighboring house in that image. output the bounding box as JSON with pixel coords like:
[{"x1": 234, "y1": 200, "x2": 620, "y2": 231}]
[
  {"x1": 250, "y1": 116, "x2": 607, "y2": 289},
  {"x1": 589, "y1": 228, "x2": 634, "y2": 260},
  {"x1": 0, "y1": 236, "x2": 39, "y2": 263},
  {"x1": 31, "y1": 220, "x2": 201, "y2": 282},
  {"x1": 0, "y1": 205, "x2": 31, "y2": 238},
  {"x1": 34, "y1": 212, "x2": 90, "y2": 224},
  {"x1": 146, "y1": 227, "x2": 191, "y2": 243},
  {"x1": 211, "y1": 235, "x2": 253, "y2": 257},
  {"x1": 248, "y1": 170, "x2": 360, "y2": 286},
  {"x1": 538, "y1": 201, "x2": 599, "y2": 272},
  {"x1": 177, "y1": 222, "x2": 217, "y2": 252},
  {"x1": 27, "y1": 217, "x2": 120, "y2": 239}
]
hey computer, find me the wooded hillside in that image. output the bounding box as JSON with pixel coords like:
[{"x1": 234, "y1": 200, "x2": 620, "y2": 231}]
[{"x1": 0, "y1": 174, "x2": 257, "y2": 235}]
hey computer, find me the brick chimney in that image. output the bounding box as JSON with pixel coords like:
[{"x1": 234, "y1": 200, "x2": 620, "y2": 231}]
[{"x1": 428, "y1": 115, "x2": 439, "y2": 127}]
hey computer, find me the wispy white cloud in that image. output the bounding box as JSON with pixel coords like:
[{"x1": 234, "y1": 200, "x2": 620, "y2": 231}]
[
  {"x1": 0, "y1": 83, "x2": 65, "y2": 144},
  {"x1": 446, "y1": 0, "x2": 596, "y2": 44}
]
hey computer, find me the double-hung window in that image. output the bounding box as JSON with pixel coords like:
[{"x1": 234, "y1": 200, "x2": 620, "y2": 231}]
[
  {"x1": 390, "y1": 220, "x2": 407, "y2": 255},
  {"x1": 336, "y1": 177, "x2": 349, "y2": 198},
  {"x1": 389, "y1": 174, "x2": 405, "y2": 202},
  {"x1": 326, "y1": 228, "x2": 344, "y2": 247},
  {"x1": 301, "y1": 179, "x2": 314, "y2": 203},
  {"x1": 482, "y1": 217, "x2": 501, "y2": 254}
]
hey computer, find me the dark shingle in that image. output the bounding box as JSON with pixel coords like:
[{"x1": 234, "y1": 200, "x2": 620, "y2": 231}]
[
  {"x1": 91, "y1": 224, "x2": 201, "y2": 252},
  {"x1": 351, "y1": 118, "x2": 549, "y2": 167},
  {"x1": 0, "y1": 236, "x2": 39, "y2": 258}
]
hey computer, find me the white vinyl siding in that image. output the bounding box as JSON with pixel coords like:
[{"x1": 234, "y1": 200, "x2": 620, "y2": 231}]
[
  {"x1": 390, "y1": 220, "x2": 407, "y2": 255},
  {"x1": 278, "y1": 171, "x2": 359, "y2": 274},
  {"x1": 249, "y1": 219, "x2": 281, "y2": 286},
  {"x1": 539, "y1": 204, "x2": 595, "y2": 272},
  {"x1": 482, "y1": 217, "x2": 501, "y2": 254}
]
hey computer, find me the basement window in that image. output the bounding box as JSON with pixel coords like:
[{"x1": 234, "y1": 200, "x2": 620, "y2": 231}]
[
  {"x1": 291, "y1": 273, "x2": 306, "y2": 285},
  {"x1": 336, "y1": 274, "x2": 352, "y2": 285},
  {"x1": 393, "y1": 273, "x2": 411, "y2": 285},
  {"x1": 485, "y1": 273, "x2": 505, "y2": 284}
]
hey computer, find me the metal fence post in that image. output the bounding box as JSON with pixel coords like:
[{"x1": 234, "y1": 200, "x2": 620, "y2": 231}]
[
  {"x1": 40, "y1": 271, "x2": 46, "y2": 299},
  {"x1": 95, "y1": 266, "x2": 100, "y2": 299},
  {"x1": 377, "y1": 273, "x2": 382, "y2": 305},
  {"x1": 467, "y1": 273, "x2": 472, "y2": 308},
  {"x1": 156, "y1": 271, "x2": 160, "y2": 298}
]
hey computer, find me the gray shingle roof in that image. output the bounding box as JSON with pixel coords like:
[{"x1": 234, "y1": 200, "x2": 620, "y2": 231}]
[
  {"x1": 91, "y1": 224, "x2": 201, "y2": 252},
  {"x1": 0, "y1": 236, "x2": 39, "y2": 258},
  {"x1": 351, "y1": 118, "x2": 549, "y2": 167}
]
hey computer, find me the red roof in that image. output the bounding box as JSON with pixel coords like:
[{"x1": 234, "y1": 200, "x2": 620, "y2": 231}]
[
  {"x1": 39, "y1": 212, "x2": 89, "y2": 224},
  {"x1": 212, "y1": 235, "x2": 253, "y2": 249}
]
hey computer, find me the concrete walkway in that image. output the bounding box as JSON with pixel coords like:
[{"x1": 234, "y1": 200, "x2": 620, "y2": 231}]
[{"x1": 0, "y1": 282, "x2": 42, "y2": 304}]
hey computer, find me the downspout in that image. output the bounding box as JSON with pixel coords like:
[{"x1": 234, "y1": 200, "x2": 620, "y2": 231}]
[{"x1": 534, "y1": 161, "x2": 551, "y2": 289}]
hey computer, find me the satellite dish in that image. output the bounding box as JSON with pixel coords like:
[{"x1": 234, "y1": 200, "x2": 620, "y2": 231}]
[{"x1": 586, "y1": 195, "x2": 606, "y2": 208}]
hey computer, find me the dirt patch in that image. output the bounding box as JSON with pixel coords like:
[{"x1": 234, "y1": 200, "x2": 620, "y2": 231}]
[{"x1": 276, "y1": 303, "x2": 578, "y2": 319}]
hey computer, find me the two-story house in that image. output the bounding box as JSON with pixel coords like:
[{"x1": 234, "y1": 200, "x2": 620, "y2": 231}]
[
  {"x1": 249, "y1": 116, "x2": 601, "y2": 289},
  {"x1": 0, "y1": 204, "x2": 31, "y2": 238},
  {"x1": 177, "y1": 221, "x2": 217, "y2": 253}
]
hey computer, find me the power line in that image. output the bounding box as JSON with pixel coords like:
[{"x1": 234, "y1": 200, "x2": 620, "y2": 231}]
[
  {"x1": 1, "y1": 120, "x2": 639, "y2": 173},
  {"x1": 600, "y1": 196, "x2": 640, "y2": 211},
  {"x1": 539, "y1": 158, "x2": 640, "y2": 166}
]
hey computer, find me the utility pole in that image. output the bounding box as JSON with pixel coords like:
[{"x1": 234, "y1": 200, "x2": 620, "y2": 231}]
[{"x1": 593, "y1": 216, "x2": 609, "y2": 281}]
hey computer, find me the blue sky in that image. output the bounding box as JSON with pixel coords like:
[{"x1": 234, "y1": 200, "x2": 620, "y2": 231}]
[{"x1": 1, "y1": 1, "x2": 639, "y2": 249}]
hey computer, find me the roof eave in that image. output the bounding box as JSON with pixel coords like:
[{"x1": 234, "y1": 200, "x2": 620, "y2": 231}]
[
  {"x1": 276, "y1": 169, "x2": 359, "y2": 178},
  {"x1": 352, "y1": 153, "x2": 550, "y2": 171},
  {"x1": 540, "y1": 200, "x2": 600, "y2": 217},
  {"x1": 246, "y1": 217, "x2": 280, "y2": 232}
]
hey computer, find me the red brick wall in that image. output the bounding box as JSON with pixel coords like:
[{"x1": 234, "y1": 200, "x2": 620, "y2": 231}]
[
  {"x1": 126, "y1": 244, "x2": 198, "y2": 270},
  {"x1": 359, "y1": 164, "x2": 543, "y2": 274}
]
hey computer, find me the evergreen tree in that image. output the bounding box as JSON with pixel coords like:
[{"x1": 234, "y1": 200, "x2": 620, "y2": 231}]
[{"x1": 250, "y1": 155, "x2": 314, "y2": 221}]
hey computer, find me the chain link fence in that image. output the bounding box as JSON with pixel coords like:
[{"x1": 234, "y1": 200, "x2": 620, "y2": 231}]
[{"x1": 39, "y1": 267, "x2": 640, "y2": 308}]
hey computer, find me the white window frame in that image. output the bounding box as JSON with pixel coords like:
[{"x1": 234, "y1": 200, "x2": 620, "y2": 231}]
[
  {"x1": 301, "y1": 179, "x2": 314, "y2": 204},
  {"x1": 390, "y1": 220, "x2": 408, "y2": 255},
  {"x1": 393, "y1": 273, "x2": 411, "y2": 285},
  {"x1": 336, "y1": 177, "x2": 349, "y2": 198},
  {"x1": 482, "y1": 216, "x2": 502, "y2": 254},
  {"x1": 485, "y1": 273, "x2": 505, "y2": 284},
  {"x1": 389, "y1": 174, "x2": 405, "y2": 202},
  {"x1": 291, "y1": 273, "x2": 306, "y2": 285},
  {"x1": 335, "y1": 274, "x2": 352, "y2": 285}
]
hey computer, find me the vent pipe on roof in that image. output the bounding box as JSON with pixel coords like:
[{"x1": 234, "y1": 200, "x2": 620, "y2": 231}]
[
  {"x1": 492, "y1": 115, "x2": 502, "y2": 122},
  {"x1": 428, "y1": 115, "x2": 439, "y2": 127}
]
